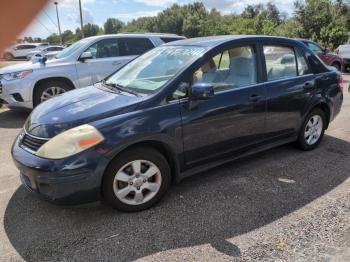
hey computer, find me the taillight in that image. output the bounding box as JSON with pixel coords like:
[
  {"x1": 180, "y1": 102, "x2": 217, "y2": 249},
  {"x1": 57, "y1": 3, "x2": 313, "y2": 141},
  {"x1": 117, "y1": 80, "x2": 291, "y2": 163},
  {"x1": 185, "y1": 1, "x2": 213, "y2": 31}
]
[{"x1": 338, "y1": 74, "x2": 344, "y2": 92}]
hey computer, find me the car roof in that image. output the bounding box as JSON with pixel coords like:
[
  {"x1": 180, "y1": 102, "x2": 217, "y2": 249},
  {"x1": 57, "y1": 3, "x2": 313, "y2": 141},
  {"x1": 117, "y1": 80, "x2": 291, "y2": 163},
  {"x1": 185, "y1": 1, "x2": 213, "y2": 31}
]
[
  {"x1": 164, "y1": 35, "x2": 299, "y2": 47},
  {"x1": 81, "y1": 33, "x2": 184, "y2": 41}
]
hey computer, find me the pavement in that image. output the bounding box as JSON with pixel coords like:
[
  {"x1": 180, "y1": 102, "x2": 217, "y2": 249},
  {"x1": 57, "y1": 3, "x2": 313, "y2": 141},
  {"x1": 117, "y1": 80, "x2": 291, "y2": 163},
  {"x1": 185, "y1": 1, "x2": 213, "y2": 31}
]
[{"x1": 0, "y1": 75, "x2": 350, "y2": 261}]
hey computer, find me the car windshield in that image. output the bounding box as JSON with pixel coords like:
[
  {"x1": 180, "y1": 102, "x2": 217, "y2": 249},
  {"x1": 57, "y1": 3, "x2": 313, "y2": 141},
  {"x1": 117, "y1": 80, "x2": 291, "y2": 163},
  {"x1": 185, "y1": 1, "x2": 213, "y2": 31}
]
[
  {"x1": 55, "y1": 39, "x2": 89, "y2": 59},
  {"x1": 105, "y1": 46, "x2": 206, "y2": 95}
]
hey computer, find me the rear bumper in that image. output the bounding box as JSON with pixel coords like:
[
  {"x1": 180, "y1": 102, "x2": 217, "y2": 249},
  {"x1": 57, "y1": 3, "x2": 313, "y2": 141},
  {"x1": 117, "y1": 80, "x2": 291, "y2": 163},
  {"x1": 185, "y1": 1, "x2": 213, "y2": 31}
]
[{"x1": 11, "y1": 134, "x2": 110, "y2": 205}]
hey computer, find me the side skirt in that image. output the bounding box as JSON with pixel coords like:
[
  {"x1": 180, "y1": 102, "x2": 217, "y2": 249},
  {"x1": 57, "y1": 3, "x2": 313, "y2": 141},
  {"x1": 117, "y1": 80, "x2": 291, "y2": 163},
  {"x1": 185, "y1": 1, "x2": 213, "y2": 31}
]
[{"x1": 177, "y1": 135, "x2": 297, "y2": 181}]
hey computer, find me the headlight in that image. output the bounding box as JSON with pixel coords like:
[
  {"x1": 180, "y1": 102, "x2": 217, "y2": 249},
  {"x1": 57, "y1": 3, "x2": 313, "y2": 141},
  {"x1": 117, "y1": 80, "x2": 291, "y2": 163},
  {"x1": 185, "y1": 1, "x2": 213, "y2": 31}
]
[
  {"x1": 3, "y1": 70, "x2": 33, "y2": 81},
  {"x1": 36, "y1": 124, "x2": 104, "y2": 159}
]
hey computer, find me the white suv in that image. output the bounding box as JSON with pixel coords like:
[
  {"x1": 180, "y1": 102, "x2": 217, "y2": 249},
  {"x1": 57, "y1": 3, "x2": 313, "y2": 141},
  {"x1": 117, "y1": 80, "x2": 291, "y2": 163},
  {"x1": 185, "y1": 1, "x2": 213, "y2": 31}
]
[
  {"x1": 336, "y1": 44, "x2": 350, "y2": 72},
  {"x1": 0, "y1": 33, "x2": 185, "y2": 109},
  {"x1": 2, "y1": 43, "x2": 49, "y2": 60}
]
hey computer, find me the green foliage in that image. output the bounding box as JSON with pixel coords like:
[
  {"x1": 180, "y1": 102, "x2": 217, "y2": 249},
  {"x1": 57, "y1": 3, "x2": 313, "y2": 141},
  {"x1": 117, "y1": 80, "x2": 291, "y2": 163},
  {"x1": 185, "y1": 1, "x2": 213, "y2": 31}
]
[
  {"x1": 104, "y1": 18, "x2": 124, "y2": 34},
  {"x1": 42, "y1": 1, "x2": 350, "y2": 50},
  {"x1": 46, "y1": 33, "x2": 60, "y2": 44}
]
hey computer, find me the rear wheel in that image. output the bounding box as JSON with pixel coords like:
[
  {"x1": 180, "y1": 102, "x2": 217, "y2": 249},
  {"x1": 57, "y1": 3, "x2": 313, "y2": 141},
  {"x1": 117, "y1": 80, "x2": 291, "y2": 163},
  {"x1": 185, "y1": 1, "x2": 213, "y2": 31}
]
[
  {"x1": 3, "y1": 53, "x2": 14, "y2": 61},
  {"x1": 102, "y1": 147, "x2": 171, "y2": 212},
  {"x1": 33, "y1": 80, "x2": 73, "y2": 107},
  {"x1": 296, "y1": 108, "x2": 326, "y2": 150}
]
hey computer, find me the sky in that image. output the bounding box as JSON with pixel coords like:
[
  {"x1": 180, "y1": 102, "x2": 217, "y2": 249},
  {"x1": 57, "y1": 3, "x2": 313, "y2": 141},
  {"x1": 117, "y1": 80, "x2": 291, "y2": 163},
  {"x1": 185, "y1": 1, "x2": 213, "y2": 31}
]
[{"x1": 22, "y1": 0, "x2": 296, "y2": 39}]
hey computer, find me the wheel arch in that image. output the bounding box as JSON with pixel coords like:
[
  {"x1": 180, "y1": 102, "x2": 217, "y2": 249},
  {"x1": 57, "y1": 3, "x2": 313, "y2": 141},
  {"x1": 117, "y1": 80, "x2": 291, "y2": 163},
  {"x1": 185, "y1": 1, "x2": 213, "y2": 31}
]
[
  {"x1": 32, "y1": 76, "x2": 76, "y2": 105},
  {"x1": 310, "y1": 102, "x2": 331, "y2": 129},
  {"x1": 100, "y1": 139, "x2": 181, "y2": 198},
  {"x1": 106, "y1": 139, "x2": 180, "y2": 183}
]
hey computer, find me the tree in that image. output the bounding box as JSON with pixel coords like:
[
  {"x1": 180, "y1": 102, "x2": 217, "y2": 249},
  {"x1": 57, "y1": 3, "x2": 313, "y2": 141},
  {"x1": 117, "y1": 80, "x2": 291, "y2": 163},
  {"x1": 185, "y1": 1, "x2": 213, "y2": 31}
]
[
  {"x1": 295, "y1": 0, "x2": 349, "y2": 49},
  {"x1": 104, "y1": 18, "x2": 124, "y2": 34},
  {"x1": 62, "y1": 30, "x2": 74, "y2": 43},
  {"x1": 46, "y1": 34, "x2": 60, "y2": 44},
  {"x1": 82, "y1": 23, "x2": 100, "y2": 37}
]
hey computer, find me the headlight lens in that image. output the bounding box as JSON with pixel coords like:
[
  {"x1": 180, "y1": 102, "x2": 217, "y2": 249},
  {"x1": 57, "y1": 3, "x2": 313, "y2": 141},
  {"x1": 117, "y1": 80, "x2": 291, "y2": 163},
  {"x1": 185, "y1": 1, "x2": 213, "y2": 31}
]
[
  {"x1": 36, "y1": 124, "x2": 104, "y2": 159},
  {"x1": 3, "y1": 70, "x2": 33, "y2": 81}
]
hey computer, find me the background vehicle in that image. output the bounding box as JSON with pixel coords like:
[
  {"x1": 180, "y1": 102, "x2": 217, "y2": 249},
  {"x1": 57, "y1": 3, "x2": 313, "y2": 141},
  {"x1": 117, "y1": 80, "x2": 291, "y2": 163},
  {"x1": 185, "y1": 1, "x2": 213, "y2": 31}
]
[
  {"x1": 299, "y1": 39, "x2": 343, "y2": 71},
  {"x1": 26, "y1": 45, "x2": 64, "y2": 61},
  {"x1": 336, "y1": 44, "x2": 350, "y2": 72},
  {"x1": 0, "y1": 33, "x2": 185, "y2": 109},
  {"x1": 2, "y1": 43, "x2": 49, "y2": 60},
  {"x1": 298, "y1": 39, "x2": 343, "y2": 71},
  {"x1": 12, "y1": 36, "x2": 343, "y2": 211}
]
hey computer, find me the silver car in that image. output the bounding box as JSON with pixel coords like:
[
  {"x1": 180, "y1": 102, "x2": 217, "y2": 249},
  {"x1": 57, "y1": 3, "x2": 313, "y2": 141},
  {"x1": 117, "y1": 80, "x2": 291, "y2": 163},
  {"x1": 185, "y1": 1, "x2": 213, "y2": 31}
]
[{"x1": 0, "y1": 33, "x2": 185, "y2": 109}]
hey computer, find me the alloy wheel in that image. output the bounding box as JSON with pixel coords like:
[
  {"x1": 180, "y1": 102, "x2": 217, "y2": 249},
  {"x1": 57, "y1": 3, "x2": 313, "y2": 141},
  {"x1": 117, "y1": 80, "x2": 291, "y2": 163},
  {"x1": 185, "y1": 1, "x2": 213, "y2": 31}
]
[
  {"x1": 113, "y1": 160, "x2": 162, "y2": 205},
  {"x1": 304, "y1": 115, "x2": 323, "y2": 145},
  {"x1": 40, "y1": 86, "x2": 66, "y2": 102}
]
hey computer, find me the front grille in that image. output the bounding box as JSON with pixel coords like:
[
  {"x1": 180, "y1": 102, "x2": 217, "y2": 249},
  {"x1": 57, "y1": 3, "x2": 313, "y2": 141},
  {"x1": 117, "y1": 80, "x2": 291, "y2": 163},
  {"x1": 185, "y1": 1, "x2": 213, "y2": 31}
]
[{"x1": 21, "y1": 133, "x2": 47, "y2": 152}]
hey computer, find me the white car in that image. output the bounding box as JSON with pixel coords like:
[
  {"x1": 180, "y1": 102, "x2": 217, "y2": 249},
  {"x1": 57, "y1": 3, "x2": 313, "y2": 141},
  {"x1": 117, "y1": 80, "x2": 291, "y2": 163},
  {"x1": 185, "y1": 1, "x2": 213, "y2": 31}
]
[
  {"x1": 0, "y1": 33, "x2": 185, "y2": 109},
  {"x1": 2, "y1": 43, "x2": 49, "y2": 60},
  {"x1": 336, "y1": 44, "x2": 350, "y2": 72},
  {"x1": 26, "y1": 45, "x2": 64, "y2": 61}
]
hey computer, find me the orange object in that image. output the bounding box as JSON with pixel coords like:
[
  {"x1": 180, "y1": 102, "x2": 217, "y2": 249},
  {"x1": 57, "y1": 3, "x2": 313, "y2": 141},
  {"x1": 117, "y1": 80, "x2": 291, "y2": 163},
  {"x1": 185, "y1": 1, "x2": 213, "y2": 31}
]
[
  {"x1": 79, "y1": 136, "x2": 101, "y2": 147},
  {"x1": 0, "y1": 0, "x2": 47, "y2": 52}
]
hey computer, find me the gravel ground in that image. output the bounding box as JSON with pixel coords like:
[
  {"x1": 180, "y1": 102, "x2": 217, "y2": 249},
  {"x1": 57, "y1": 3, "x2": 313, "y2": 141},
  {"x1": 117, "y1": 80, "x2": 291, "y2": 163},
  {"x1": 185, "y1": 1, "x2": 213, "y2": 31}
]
[{"x1": 0, "y1": 75, "x2": 349, "y2": 262}]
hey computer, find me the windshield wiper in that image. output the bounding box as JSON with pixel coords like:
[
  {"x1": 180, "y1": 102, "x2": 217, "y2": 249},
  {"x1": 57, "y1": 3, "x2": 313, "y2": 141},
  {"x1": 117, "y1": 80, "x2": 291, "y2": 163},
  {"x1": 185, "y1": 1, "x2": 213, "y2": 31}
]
[{"x1": 101, "y1": 80, "x2": 140, "y2": 96}]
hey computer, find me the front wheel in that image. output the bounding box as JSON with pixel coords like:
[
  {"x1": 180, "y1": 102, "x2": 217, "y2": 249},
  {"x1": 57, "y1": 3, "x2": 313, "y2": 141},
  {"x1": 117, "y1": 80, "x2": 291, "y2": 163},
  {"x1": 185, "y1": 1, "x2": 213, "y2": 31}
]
[
  {"x1": 296, "y1": 108, "x2": 326, "y2": 150},
  {"x1": 33, "y1": 80, "x2": 73, "y2": 107},
  {"x1": 102, "y1": 148, "x2": 171, "y2": 212}
]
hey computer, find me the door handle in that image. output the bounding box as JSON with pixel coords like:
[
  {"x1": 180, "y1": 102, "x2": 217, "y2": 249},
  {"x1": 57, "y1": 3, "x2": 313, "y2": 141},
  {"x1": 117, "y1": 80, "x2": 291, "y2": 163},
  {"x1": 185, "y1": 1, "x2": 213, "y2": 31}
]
[
  {"x1": 112, "y1": 61, "x2": 122, "y2": 66},
  {"x1": 303, "y1": 81, "x2": 314, "y2": 89},
  {"x1": 249, "y1": 94, "x2": 263, "y2": 102}
]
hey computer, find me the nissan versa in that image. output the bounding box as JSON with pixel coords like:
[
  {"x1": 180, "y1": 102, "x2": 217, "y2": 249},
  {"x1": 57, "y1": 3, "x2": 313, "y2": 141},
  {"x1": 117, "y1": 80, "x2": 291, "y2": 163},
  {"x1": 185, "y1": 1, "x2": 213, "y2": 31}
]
[{"x1": 12, "y1": 36, "x2": 343, "y2": 212}]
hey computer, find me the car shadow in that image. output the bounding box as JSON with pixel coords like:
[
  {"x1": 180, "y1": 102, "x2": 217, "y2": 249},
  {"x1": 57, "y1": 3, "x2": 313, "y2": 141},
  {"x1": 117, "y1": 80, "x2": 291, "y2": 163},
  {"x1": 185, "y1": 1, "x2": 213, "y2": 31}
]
[
  {"x1": 4, "y1": 135, "x2": 350, "y2": 261},
  {"x1": 0, "y1": 108, "x2": 29, "y2": 129}
]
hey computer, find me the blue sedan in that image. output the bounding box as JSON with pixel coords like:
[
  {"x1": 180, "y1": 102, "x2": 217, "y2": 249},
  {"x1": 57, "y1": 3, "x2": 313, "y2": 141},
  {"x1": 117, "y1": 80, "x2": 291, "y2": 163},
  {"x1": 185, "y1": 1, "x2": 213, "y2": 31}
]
[{"x1": 12, "y1": 35, "x2": 344, "y2": 211}]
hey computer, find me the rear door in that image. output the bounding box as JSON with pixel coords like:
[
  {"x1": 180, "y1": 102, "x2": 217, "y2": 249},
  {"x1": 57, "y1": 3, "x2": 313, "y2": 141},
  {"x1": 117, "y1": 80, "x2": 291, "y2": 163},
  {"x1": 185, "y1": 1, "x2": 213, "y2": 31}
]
[{"x1": 262, "y1": 42, "x2": 315, "y2": 139}]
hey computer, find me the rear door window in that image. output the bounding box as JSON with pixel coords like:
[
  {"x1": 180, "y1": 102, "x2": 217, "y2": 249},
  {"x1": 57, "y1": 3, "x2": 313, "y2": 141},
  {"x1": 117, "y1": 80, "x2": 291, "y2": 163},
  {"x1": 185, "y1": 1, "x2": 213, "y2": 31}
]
[
  {"x1": 17, "y1": 45, "x2": 36, "y2": 50},
  {"x1": 118, "y1": 38, "x2": 154, "y2": 56},
  {"x1": 295, "y1": 49, "x2": 311, "y2": 75},
  {"x1": 263, "y1": 45, "x2": 297, "y2": 81}
]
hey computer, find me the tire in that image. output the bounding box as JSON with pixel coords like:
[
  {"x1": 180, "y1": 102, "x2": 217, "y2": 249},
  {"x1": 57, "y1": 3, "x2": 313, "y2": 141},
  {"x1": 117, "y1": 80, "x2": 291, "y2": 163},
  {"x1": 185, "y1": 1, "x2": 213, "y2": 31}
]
[
  {"x1": 33, "y1": 79, "x2": 73, "y2": 107},
  {"x1": 331, "y1": 62, "x2": 341, "y2": 71},
  {"x1": 296, "y1": 108, "x2": 326, "y2": 151},
  {"x1": 102, "y1": 147, "x2": 171, "y2": 212},
  {"x1": 3, "y1": 53, "x2": 14, "y2": 61}
]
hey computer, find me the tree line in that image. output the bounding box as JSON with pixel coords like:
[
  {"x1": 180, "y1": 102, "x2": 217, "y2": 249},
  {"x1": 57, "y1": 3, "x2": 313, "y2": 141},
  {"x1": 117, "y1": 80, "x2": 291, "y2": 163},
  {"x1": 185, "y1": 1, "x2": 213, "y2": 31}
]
[{"x1": 27, "y1": 0, "x2": 350, "y2": 50}]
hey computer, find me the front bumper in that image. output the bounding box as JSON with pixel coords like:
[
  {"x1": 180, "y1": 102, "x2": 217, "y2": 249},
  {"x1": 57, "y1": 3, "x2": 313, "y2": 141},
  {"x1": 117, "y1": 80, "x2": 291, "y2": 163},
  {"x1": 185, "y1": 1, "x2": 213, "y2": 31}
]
[
  {"x1": 11, "y1": 134, "x2": 110, "y2": 205},
  {"x1": 0, "y1": 77, "x2": 34, "y2": 109}
]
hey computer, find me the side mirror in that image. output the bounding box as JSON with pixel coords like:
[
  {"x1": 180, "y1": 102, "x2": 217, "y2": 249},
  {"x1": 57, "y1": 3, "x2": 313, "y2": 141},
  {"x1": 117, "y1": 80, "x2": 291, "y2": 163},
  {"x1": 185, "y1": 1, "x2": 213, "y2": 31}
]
[
  {"x1": 79, "y1": 51, "x2": 93, "y2": 62},
  {"x1": 190, "y1": 82, "x2": 214, "y2": 101},
  {"x1": 323, "y1": 48, "x2": 329, "y2": 54}
]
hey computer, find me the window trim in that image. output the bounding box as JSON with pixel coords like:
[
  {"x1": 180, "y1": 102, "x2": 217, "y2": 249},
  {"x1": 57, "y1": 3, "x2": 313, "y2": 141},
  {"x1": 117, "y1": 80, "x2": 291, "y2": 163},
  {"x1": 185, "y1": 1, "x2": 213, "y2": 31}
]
[
  {"x1": 81, "y1": 37, "x2": 120, "y2": 60},
  {"x1": 167, "y1": 43, "x2": 261, "y2": 102}
]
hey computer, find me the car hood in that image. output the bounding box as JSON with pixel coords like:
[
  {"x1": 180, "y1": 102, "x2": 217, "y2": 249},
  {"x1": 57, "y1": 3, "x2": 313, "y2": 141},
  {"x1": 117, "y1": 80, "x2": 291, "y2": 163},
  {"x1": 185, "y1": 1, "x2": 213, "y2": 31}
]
[
  {"x1": 0, "y1": 58, "x2": 69, "y2": 74},
  {"x1": 26, "y1": 85, "x2": 144, "y2": 138}
]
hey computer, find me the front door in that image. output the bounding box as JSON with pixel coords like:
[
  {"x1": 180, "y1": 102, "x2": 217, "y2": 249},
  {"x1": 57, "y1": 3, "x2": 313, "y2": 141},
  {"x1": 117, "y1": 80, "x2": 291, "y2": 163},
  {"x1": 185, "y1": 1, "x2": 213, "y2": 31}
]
[
  {"x1": 75, "y1": 38, "x2": 132, "y2": 87},
  {"x1": 179, "y1": 44, "x2": 266, "y2": 168}
]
